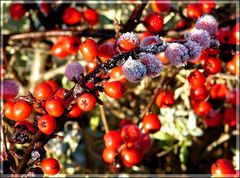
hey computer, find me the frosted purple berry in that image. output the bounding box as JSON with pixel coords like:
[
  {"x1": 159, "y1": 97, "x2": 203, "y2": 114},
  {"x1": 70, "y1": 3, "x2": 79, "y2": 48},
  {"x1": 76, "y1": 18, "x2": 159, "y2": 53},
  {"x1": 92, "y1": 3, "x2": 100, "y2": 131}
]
[
  {"x1": 196, "y1": 15, "x2": 218, "y2": 36},
  {"x1": 186, "y1": 29, "x2": 211, "y2": 49},
  {"x1": 65, "y1": 61, "x2": 84, "y2": 81},
  {"x1": 1, "y1": 80, "x2": 20, "y2": 100},
  {"x1": 140, "y1": 36, "x2": 162, "y2": 48},
  {"x1": 165, "y1": 43, "x2": 189, "y2": 67},
  {"x1": 122, "y1": 57, "x2": 147, "y2": 83},
  {"x1": 184, "y1": 40, "x2": 202, "y2": 62},
  {"x1": 139, "y1": 53, "x2": 163, "y2": 78}
]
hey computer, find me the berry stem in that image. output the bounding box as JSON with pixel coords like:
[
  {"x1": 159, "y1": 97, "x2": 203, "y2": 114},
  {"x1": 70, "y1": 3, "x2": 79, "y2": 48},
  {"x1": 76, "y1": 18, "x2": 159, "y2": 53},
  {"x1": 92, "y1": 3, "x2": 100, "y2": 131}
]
[{"x1": 100, "y1": 105, "x2": 109, "y2": 133}]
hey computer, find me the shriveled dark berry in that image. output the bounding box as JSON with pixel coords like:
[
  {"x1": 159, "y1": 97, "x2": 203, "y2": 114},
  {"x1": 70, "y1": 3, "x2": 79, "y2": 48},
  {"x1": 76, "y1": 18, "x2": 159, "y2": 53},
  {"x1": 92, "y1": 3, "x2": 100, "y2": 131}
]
[{"x1": 11, "y1": 125, "x2": 32, "y2": 144}]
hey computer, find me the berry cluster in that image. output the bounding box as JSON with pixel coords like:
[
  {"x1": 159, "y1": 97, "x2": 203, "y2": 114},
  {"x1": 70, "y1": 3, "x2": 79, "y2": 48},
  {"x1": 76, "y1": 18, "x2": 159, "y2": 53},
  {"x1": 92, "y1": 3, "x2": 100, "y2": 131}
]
[{"x1": 103, "y1": 113, "x2": 161, "y2": 170}]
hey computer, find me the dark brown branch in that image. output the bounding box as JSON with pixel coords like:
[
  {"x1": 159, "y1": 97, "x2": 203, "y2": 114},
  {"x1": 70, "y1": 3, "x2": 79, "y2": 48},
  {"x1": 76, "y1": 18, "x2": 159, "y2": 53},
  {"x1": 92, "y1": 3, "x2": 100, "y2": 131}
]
[
  {"x1": 6, "y1": 29, "x2": 115, "y2": 41},
  {"x1": 121, "y1": 2, "x2": 148, "y2": 33}
]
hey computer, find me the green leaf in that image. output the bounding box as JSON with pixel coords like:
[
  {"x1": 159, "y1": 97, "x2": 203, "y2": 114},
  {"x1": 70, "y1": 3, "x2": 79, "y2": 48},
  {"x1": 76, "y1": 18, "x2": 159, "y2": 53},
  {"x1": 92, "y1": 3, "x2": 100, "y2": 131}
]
[
  {"x1": 153, "y1": 131, "x2": 176, "y2": 142},
  {"x1": 179, "y1": 144, "x2": 188, "y2": 164},
  {"x1": 90, "y1": 116, "x2": 99, "y2": 131}
]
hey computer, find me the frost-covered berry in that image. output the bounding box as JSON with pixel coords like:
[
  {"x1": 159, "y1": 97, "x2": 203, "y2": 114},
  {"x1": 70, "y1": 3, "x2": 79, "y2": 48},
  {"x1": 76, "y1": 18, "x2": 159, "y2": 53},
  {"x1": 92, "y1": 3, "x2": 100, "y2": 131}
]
[
  {"x1": 65, "y1": 61, "x2": 84, "y2": 81},
  {"x1": 186, "y1": 29, "x2": 211, "y2": 49},
  {"x1": 184, "y1": 40, "x2": 202, "y2": 62},
  {"x1": 139, "y1": 53, "x2": 163, "y2": 78},
  {"x1": 196, "y1": 15, "x2": 218, "y2": 36},
  {"x1": 1, "y1": 80, "x2": 20, "y2": 100},
  {"x1": 117, "y1": 32, "x2": 139, "y2": 51},
  {"x1": 122, "y1": 57, "x2": 147, "y2": 83},
  {"x1": 140, "y1": 36, "x2": 162, "y2": 48},
  {"x1": 165, "y1": 43, "x2": 189, "y2": 67}
]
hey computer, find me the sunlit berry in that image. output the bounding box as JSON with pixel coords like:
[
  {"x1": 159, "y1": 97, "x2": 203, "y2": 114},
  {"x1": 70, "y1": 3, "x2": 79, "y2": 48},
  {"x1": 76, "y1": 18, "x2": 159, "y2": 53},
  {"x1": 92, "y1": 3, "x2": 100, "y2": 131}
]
[
  {"x1": 196, "y1": 15, "x2": 218, "y2": 36},
  {"x1": 117, "y1": 32, "x2": 139, "y2": 51}
]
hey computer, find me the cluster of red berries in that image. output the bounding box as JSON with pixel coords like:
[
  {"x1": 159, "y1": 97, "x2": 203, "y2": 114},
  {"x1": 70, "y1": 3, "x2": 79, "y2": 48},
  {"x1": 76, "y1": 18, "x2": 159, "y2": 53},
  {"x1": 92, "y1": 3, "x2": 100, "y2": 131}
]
[
  {"x1": 62, "y1": 7, "x2": 99, "y2": 26},
  {"x1": 186, "y1": 1, "x2": 216, "y2": 19},
  {"x1": 102, "y1": 113, "x2": 161, "y2": 170},
  {"x1": 187, "y1": 53, "x2": 238, "y2": 127}
]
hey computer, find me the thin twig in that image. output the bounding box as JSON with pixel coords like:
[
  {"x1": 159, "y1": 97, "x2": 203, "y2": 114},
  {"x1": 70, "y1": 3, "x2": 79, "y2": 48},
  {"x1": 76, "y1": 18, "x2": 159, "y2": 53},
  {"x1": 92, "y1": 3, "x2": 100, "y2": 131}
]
[{"x1": 99, "y1": 105, "x2": 109, "y2": 133}]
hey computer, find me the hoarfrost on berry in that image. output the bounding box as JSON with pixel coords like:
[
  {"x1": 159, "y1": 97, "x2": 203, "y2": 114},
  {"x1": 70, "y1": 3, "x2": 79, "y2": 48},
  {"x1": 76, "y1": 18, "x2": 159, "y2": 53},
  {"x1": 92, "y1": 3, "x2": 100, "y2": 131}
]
[
  {"x1": 196, "y1": 15, "x2": 218, "y2": 36},
  {"x1": 184, "y1": 40, "x2": 203, "y2": 62},
  {"x1": 165, "y1": 43, "x2": 189, "y2": 67},
  {"x1": 65, "y1": 61, "x2": 84, "y2": 81},
  {"x1": 2, "y1": 79, "x2": 20, "y2": 100},
  {"x1": 122, "y1": 57, "x2": 147, "y2": 83},
  {"x1": 186, "y1": 29, "x2": 211, "y2": 49},
  {"x1": 140, "y1": 36, "x2": 162, "y2": 48},
  {"x1": 139, "y1": 53, "x2": 163, "y2": 78}
]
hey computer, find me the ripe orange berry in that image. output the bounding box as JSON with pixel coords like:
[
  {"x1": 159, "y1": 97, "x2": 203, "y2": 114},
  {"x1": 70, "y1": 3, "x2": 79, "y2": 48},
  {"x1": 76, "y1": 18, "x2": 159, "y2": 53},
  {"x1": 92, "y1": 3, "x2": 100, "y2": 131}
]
[{"x1": 104, "y1": 81, "x2": 125, "y2": 99}]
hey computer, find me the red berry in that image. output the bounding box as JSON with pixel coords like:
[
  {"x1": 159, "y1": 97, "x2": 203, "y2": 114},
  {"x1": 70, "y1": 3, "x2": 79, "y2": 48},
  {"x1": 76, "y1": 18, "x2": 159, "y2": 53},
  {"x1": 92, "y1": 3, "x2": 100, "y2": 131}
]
[
  {"x1": 15, "y1": 121, "x2": 35, "y2": 133},
  {"x1": 121, "y1": 124, "x2": 141, "y2": 143},
  {"x1": 102, "y1": 147, "x2": 116, "y2": 164},
  {"x1": 109, "y1": 66, "x2": 127, "y2": 83},
  {"x1": 39, "y1": 2, "x2": 50, "y2": 15},
  {"x1": 203, "y1": 57, "x2": 222, "y2": 75},
  {"x1": 117, "y1": 32, "x2": 139, "y2": 51},
  {"x1": 187, "y1": 70, "x2": 206, "y2": 89},
  {"x1": 186, "y1": 4, "x2": 203, "y2": 19},
  {"x1": 151, "y1": 0, "x2": 171, "y2": 13},
  {"x1": 62, "y1": 7, "x2": 81, "y2": 25},
  {"x1": 227, "y1": 52, "x2": 239, "y2": 75},
  {"x1": 13, "y1": 100, "x2": 32, "y2": 121},
  {"x1": 226, "y1": 89, "x2": 239, "y2": 106},
  {"x1": 9, "y1": 3, "x2": 26, "y2": 20},
  {"x1": 144, "y1": 13, "x2": 164, "y2": 33},
  {"x1": 155, "y1": 90, "x2": 174, "y2": 108},
  {"x1": 45, "y1": 97, "x2": 64, "y2": 117},
  {"x1": 54, "y1": 88, "x2": 69, "y2": 100},
  {"x1": 223, "y1": 108, "x2": 237, "y2": 127},
  {"x1": 210, "y1": 83, "x2": 228, "y2": 100},
  {"x1": 211, "y1": 159, "x2": 236, "y2": 175},
  {"x1": 34, "y1": 82, "x2": 53, "y2": 101},
  {"x1": 86, "y1": 61, "x2": 98, "y2": 73},
  {"x1": 83, "y1": 9, "x2": 99, "y2": 26},
  {"x1": 190, "y1": 86, "x2": 208, "y2": 101},
  {"x1": 104, "y1": 130, "x2": 123, "y2": 151},
  {"x1": 202, "y1": 109, "x2": 222, "y2": 127},
  {"x1": 45, "y1": 80, "x2": 58, "y2": 92},
  {"x1": 135, "y1": 133, "x2": 152, "y2": 153},
  {"x1": 51, "y1": 42, "x2": 69, "y2": 59},
  {"x1": 142, "y1": 113, "x2": 161, "y2": 133},
  {"x1": 120, "y1": 145, "x2": 143, "y2": 167},
  {"x1": 38, "y1": 115, "x2": 56, "y2": 135},
  {"x1": 41, "y1": 158, "x2": 60, "y2": 176},
  {"x1": 118, "y1": 119, "x2": 133, "y2": 129},
  {"x1": 66, "y1": 104, "x2": 83, "y2": 118},
  {"x1": 198, "y1": 0, "x2": 215, "y2": 13},
  {"x1": 104, "y1": 81, "x2": 125, "y2": 99},
  {"x1": 62, "y1": 36, "x2": 81, "y2": 55},
  {"x1": 98, "y1": 42, "x2": 115, "y2": 62},
  {"x1": 192, "y1": 101, "x2": 212, "y2": 116},
  {"x1": 79, "y1": 38, "x2": 98, "y2": 61},
  {"x1": 4, "y1": 101, "x2": 15, "y2": 120},
  {"x1": 156, "y1": 52, "x2": 169, "y2": 64},
  {"x1": 77, "y1": 93, "x2": 96, "y2": 111},
  {"x1": 139, "y1": 32, "x2": 154, "y2": 42}
]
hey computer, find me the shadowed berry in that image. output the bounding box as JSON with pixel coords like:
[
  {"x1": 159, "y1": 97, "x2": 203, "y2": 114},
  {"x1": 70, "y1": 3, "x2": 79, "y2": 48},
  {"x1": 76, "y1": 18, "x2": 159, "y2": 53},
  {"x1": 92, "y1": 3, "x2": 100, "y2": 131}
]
[
  {"x1": 122, "y1": 58, "x2": 147, "y2": 83},
  {"x1": 65, "y1": 62, "x2": 84, "y2": 81}
]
